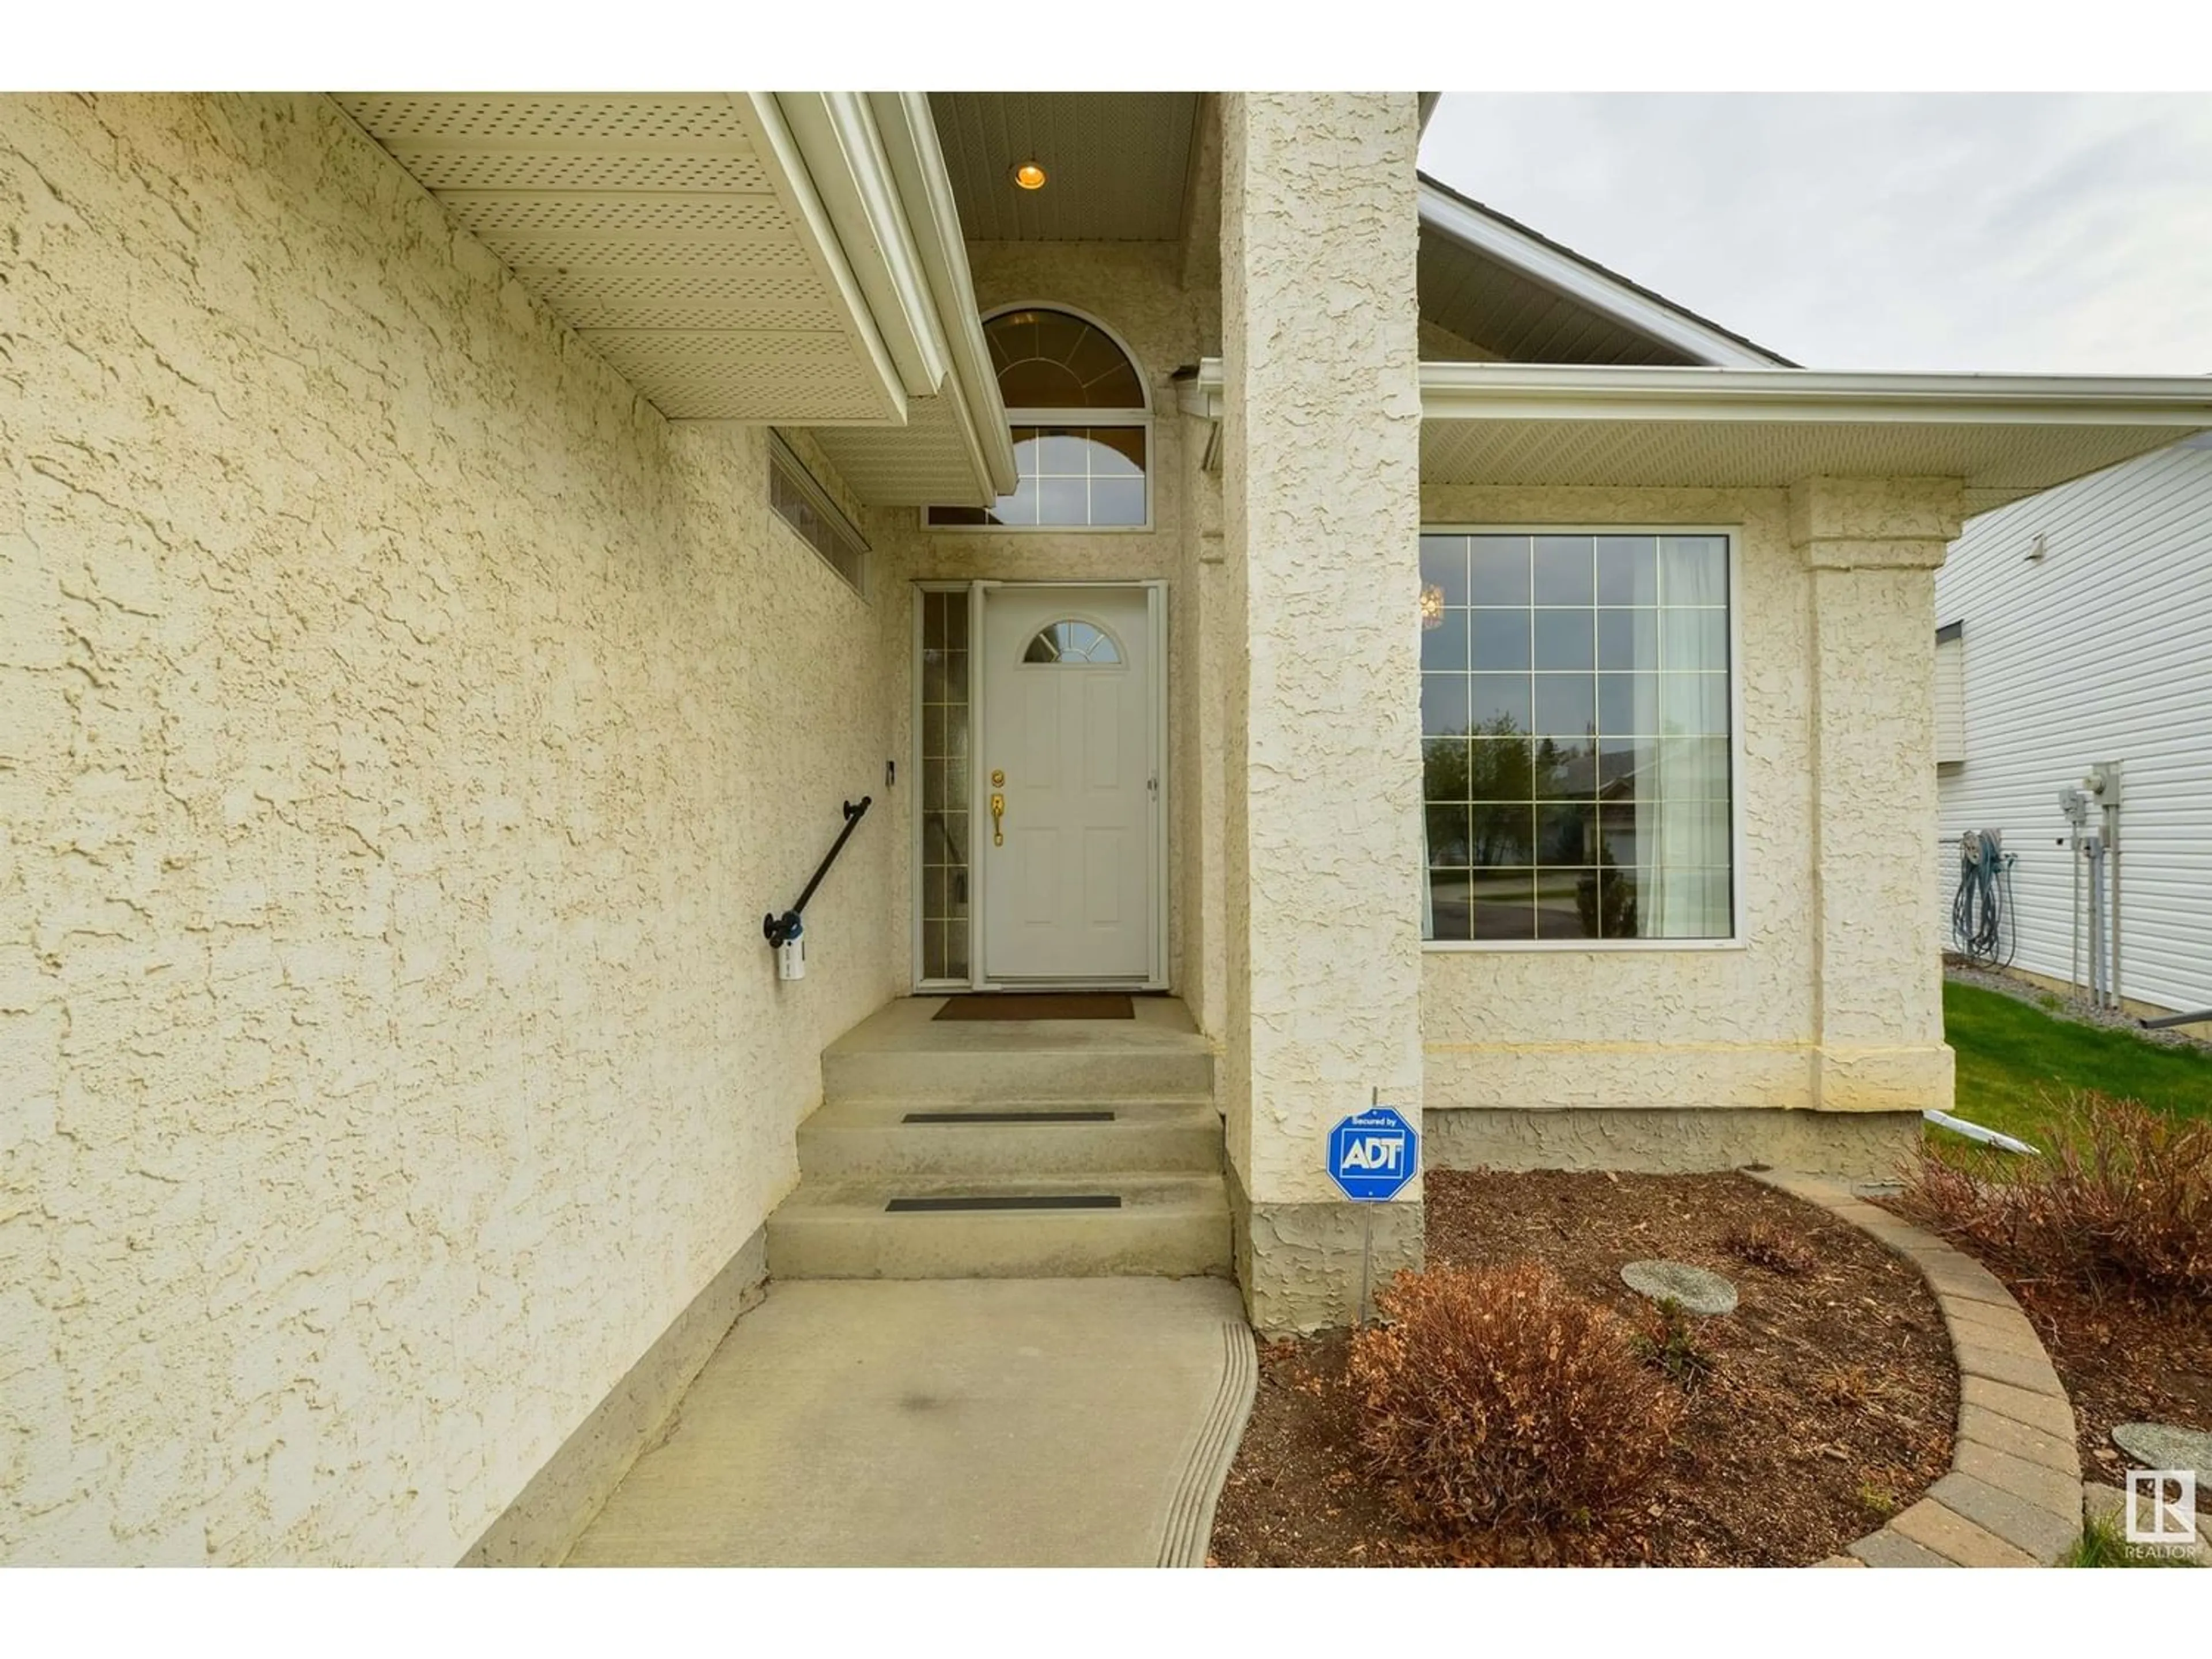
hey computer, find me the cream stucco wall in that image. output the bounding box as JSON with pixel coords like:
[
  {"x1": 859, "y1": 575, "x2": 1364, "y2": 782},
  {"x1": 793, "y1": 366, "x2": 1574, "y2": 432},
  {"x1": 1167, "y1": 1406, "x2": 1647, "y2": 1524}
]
[
  {"x1": 0, "y1": 93, "x2": 901, "y2": 1564},
  {"x1": 1416, "y1": 482, "x2": 1955, "y2": 1134}
]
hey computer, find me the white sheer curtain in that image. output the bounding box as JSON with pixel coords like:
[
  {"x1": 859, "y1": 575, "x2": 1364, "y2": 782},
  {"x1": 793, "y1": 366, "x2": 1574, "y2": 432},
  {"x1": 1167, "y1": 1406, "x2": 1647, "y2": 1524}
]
[{"x1": 1639, "y1": 536, "x2": 1731, "y2": 938}]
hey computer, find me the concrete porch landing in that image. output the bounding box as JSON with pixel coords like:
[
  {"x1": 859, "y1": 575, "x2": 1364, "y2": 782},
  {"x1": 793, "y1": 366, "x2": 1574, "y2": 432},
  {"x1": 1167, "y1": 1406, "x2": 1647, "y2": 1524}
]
[
  {"x1": 819, "y1": 993, "x2": 1213, "y2": 1102},
  {"x1": 563, "y1": 1277, "x2": 1255, "y2": 1567}
]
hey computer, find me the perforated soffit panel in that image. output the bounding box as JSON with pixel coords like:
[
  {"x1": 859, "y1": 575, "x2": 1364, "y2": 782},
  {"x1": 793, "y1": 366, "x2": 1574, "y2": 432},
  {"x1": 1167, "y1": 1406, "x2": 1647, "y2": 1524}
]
[
  {"x1": 332, "y1": 94, "x2": 896, "y2": 423},
  {"x1": 808, "y1": 399, "x2": 980, "y2": 507},
  {"x1": 1419, "y1": 419, "x2": 2195, "y2": 513}
]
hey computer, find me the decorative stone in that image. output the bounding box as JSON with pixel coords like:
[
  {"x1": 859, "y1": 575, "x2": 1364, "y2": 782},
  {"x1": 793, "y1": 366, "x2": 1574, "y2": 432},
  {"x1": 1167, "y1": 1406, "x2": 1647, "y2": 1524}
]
[
  {"x1": 1620, "y1": 1260, "x2": 1738, "y2": 1316},
  {"x1": 2111, "y1": 1422, "x2": 2212, "y2": 1489}
]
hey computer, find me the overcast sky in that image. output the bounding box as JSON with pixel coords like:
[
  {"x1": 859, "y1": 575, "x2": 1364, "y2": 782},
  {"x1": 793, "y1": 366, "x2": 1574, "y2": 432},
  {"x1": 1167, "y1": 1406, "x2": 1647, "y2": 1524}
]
[{"x1": 1421, "y1": 93, "x2": 2212, "y2": 374}]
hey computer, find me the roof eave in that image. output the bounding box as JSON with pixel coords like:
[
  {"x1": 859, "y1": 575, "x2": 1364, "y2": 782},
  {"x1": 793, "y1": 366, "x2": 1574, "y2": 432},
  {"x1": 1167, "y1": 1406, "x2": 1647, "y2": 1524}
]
[
  {"x1": 1418, "y1": 362, "x2": 2212, "y2": 426},
  {"x1": 864, "y1": 92, "x2": 1018, "y2": 498},
  {"x1": 741, "y1": 93, "x2": 908, "y2": 425},
  {"x1": 1182, "y1": 359, "x2": 2212, "y2": 506},
  {"x1": 1416, "y1": 176, "x2": 1793, "y2": 370},
  {"x1": 772, "y1": 92, "x2": 1016, "y2": 502}
]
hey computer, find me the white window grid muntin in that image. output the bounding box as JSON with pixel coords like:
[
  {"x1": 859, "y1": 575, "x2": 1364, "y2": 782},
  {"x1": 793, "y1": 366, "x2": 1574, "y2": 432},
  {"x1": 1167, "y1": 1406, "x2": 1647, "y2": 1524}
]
[
  {"x1": 1417, "y1": 525, "x2": 1747, "y2": 952},
  {"x1": 1022, "y1": 617, "x2": 1128, "y2": 665},
  {"x1": 924, "y1": 411, "x2": 1154, "y2": 533}
]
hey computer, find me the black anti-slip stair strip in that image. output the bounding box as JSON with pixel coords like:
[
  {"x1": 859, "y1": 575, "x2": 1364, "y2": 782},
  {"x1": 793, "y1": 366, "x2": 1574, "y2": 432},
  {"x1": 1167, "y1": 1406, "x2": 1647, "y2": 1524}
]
[
  {"x1": 884, "y1": 1194, "x2": 1124, "y2": 1213},
  {"x1": 900, "y1": 1110, "x2": 1115, "y2": 1124}
]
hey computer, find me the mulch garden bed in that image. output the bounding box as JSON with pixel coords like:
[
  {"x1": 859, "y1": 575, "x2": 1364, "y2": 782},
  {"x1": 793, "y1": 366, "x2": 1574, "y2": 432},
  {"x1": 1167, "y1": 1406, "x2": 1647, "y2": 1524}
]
[
  {"x1": 2020, "y1": 1282, "x2": 2212, "y2": 1486},
  {"x1": 1915, "y1": 1249, "x2": 2211, "y2": 1487},
  {"x1": 1208, "y1": 1170, "x2": 1956, "y2": 1567}
]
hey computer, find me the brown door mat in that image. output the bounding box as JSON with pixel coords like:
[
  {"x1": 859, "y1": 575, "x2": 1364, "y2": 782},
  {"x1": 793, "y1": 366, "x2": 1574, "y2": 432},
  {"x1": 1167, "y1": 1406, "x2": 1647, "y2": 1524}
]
[{"x1": 933, "y1": 993, "x2": 1135, "y2": 1021}]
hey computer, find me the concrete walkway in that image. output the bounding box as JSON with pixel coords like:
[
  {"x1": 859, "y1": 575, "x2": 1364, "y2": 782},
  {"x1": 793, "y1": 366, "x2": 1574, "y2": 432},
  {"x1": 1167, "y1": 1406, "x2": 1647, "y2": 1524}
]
[{"x1": 564, "y1": 1277, "x2": 1255, "y2": 1567}]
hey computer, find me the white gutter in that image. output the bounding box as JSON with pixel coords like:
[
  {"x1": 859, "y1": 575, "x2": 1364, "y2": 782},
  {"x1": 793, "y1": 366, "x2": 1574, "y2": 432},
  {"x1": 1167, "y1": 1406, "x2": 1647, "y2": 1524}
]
[
  {"x1": 1417, "y1": 362, "x2": 2212, "y2": 427},
  {"x1": 738, "y1": 93, "x2": 905, "y2": 425},
  {"x1": 1183, "y1": 358, "x2": 2212, "y2": 426},
  {"x1": 756, "y1": 92, "x2": 1016, "y2": 501},
  {"x1": 1419, "y1": 181, "x2": 1785, "y2": 370},
  {"x1": 868, "y1": 92, "x2": 1020, "y2": 497},
  {"x1": 771, "y1": 93, "x2": 948, "y2": 397},
  {"x1": 1177, "y1": 358, "x2": 2212, "y2": 488}
]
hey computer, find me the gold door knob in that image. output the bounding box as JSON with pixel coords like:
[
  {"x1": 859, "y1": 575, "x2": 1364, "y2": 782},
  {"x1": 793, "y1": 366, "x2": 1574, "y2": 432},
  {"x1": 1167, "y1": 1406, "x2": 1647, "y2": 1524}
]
[{"x1": 990, "y1": 792, "x2": 1005, "y2": 846}]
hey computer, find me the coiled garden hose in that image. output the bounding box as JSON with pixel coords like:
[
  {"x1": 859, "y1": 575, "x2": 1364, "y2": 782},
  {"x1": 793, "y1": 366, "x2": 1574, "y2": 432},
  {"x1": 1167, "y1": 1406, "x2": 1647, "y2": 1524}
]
[{"x1": 1950, "y1": 830, "x2": 2017, "y2": 969}]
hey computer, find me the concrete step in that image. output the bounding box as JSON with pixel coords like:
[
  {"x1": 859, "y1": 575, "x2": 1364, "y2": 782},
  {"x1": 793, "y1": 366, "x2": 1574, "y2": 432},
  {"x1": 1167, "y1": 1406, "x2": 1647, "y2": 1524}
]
[
  {"x1": 822, "y1": 1046, "x2": 1212, "y2": 1105},
  {"x1": 766, "y1": 1174, "x2": 1233, "y2": 1281},
  {"x1": 797, "y1": 1100, "x2": 1224, "y2": 1181},
  {"x1": 819, "y1": 997, "x2": 1215, "y2": 1105}
]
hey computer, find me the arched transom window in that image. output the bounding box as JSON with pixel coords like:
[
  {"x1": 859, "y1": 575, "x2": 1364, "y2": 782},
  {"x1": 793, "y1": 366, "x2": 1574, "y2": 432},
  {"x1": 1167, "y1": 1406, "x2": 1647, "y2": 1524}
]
[{"x1": 926, "y1": 308, "x2": 1149, "y2": 530}]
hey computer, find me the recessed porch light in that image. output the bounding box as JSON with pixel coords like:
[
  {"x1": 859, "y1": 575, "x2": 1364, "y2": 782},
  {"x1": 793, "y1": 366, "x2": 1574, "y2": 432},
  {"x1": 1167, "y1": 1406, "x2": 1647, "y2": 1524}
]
[{"x1": 1012, "y1": 160, "x2": 1047, "y2": 191}]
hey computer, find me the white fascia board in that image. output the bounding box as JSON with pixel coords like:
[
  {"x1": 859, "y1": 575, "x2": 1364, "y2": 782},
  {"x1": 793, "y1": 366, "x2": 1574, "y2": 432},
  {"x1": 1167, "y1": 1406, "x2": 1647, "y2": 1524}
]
[
  {"x1": 737, "y1": 92, "x2": 906, "y2": 425},
  {"x1": 1418, "y1": 362, "x2": 2212, "y2": 427},
  {"x1": 771, "y1": 93, "x2": 946, "y2": 397},
  {"x1": 869, "y1": 92, "x2": 1019, "y2": 498},
  {"x1": 1418, "y1": 183, "x2": 1782, "y2": 370}
]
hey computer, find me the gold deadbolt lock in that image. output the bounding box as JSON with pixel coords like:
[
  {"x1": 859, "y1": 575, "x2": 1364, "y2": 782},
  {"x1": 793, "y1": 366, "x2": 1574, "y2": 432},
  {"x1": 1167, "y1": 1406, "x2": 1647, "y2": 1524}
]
[{"x1": 990, "y1": 771, "x2": 1007, "y2": 844}]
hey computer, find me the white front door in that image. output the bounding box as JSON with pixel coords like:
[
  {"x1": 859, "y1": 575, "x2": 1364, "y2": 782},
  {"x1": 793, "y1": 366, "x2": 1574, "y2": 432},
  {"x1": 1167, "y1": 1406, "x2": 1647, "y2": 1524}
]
[{"x1": 979, "y1": 585, "x2": 1157, "y2": 983}]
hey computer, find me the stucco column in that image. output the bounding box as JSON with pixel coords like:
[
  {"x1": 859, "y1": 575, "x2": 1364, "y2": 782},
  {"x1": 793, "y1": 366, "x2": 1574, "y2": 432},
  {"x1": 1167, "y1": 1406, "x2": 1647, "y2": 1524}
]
[
  {"x1": 1219, "y1": 93, "x2": 1425, "y2": 1332},
  {"x1": 1790, "y1": 476, "x2": 1962, "y2": 1118}
]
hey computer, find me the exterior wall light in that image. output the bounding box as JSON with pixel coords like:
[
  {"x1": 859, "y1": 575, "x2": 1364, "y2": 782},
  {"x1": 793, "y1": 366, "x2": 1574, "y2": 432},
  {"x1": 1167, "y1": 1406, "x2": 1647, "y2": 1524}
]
[
  {"x1": 1420, "y1": 582, "x2": 1446, "y2": 629},
  {"x1": 1012, "y1": 161, "x2": 1047, "y2": 191}
]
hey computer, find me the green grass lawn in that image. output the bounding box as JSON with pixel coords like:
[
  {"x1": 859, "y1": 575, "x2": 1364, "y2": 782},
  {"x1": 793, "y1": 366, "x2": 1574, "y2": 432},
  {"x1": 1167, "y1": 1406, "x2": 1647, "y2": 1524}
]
[{"x1": 1944, "y1": 979, "x2": 2212, "y2": 1149}]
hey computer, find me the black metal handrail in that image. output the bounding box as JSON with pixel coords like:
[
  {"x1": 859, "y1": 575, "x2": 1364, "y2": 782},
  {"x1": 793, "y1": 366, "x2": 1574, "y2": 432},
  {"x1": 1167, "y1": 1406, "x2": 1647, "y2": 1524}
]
[{"x1": 764, "y1": 796, "x2": 872, "y2": 948}]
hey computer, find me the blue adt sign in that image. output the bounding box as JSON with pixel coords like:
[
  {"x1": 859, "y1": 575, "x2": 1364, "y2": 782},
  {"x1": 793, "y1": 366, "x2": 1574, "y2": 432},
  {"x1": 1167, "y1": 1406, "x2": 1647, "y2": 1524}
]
[{"x1": 1327, "y1": 1107, "x2": 1419, "y2": 1203}]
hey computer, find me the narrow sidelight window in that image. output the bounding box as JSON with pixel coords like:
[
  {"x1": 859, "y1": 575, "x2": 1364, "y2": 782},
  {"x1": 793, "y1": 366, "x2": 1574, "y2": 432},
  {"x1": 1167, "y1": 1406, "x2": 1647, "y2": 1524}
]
[{"x1": 919, "y1": 591, "x2": 972, "y2": 981}]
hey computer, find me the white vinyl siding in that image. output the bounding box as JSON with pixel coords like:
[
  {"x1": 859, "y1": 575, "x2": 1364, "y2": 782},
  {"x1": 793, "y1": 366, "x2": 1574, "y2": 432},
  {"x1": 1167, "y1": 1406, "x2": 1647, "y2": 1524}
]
[{"x1": 1934, "y1": 436, "x2": 2212, "y2": 1013}]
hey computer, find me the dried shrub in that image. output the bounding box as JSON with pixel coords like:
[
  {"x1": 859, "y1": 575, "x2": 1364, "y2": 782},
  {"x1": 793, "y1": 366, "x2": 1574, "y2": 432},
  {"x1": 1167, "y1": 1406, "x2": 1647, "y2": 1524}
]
[
  {"x1": 1724, "y1": 1218, "x2": 1816, "y2": 1277},
  {"x1": 1900, "y1": 1090, "x2": 2212, "y2": 1298},
  {"x1": 1347, "y1": 1262, "x2": 1685, "y2": 1532}
]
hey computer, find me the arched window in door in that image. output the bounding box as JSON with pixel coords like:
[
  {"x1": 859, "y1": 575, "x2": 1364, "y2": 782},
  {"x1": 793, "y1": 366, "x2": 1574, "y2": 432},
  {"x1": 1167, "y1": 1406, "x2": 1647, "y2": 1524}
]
[
  {"x1": 926, "y1": 308, "x2": 1149, "y2": 529},
  {"x1": 1022, "y1": 619, "x2": 1124, "y2": 664}
]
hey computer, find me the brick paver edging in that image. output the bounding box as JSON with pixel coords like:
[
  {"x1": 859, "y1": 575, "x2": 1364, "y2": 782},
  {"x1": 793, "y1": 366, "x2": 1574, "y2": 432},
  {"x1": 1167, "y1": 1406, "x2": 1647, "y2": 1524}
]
[{"x1": 1745, "y1": 1169, "x2": 2082, "y2": 1569}]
